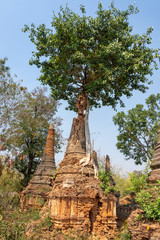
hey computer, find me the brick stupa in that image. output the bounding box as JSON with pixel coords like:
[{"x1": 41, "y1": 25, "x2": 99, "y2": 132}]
[
  {"x1": 48, "y1": 94, "x2": 117, "y2": 238},
  {"x1": 148, "y1": 125, "x2": 160, "y2": 184},
  {"x1": 21, "y1": 124, "x2": 56, "y2": 209}
]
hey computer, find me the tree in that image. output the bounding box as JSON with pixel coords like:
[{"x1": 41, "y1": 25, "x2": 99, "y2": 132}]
[
  {"x1": 113, "y1": 94, "x2": 160, "y2": 165},
  {"x1": 0, "y1": 58, "x2": 23, "y2": 130},
  {"x1": 23, "y1": 3, "x2": 158, "y2": 113},
  {"x1": 0, "y1": 59, "x2": 62, "y2": 182}
]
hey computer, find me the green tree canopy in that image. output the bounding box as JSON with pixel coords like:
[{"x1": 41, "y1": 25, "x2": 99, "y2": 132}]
[
  {"x1": 23, "y1": 3, "x2": 159, "y2": 111},
  {"x1": 113, "y1": 93, "x2": 160, "y2": 165},
  {"x1": 0, "y1": 58, "x2": 23, "y2": 129},
  {"x1": 0, "y1": 58, "x2": 62, "y2": 182}
]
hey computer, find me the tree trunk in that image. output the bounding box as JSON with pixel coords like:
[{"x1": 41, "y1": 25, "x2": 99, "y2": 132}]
[{"x1": 27, "y1": 154, "x2": 34, "y2": 179}]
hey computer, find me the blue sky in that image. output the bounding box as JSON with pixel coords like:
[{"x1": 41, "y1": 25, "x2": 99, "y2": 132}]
[{"x1": 1, "y1": 0, "x2": 160, "y2": 173}]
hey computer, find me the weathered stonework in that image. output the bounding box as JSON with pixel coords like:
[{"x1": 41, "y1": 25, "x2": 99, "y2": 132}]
[
  {"x1": 21, "y1": 94, "x2": 117, "y2": 238},
  {"x1": 148, "y1": 126, "x2": 160, "y2": 184},
  {"x1": 49, "y1": 154, "x2": 117, "y2": 238},
  {"x1": 105, "y1": 155, "x2": 116, "y2": 187},
  {"x1": 48, "y1": 94, "x2": 117, "y2": 238},
  {"x1": 127, "y1": 209, "x2": 160, "y2": 240},
  {"x1": 66, "y1": 94, "x2": 88, "y2": 156},
  {"x1": 20, "y1": 124, "x2": 56, "y2": 209}
]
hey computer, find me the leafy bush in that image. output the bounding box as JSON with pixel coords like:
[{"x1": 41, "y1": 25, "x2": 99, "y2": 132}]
[
  {"x1": 128, "y1": 171, "x2": 148, "y2": 193},
  {"x1": 115, "y1": 223, "x2": 131, "y2": 240},
  {"x1": 0, "y1": 168, "x2": 23, "y2": 213},
  {"x1": 126, "y1": 170, "x2": 160, "y2": 222},
  {"x1": 0, "y1": 207, "x2": 40, "y2": 239},
  {"x1": 98, "y1": 170, "x2": 116, "y2": 195},
  {"x1": 111, "y1": 167, "x2": 132, "y2": 198},
  {"x1": 0, "y1": 168, "x2": 23, "y2": 193},
  {"x1": 135, "y1": 182, "x2": 160, "y2": 221},
  {"x1": 0, "y1": 220, "x2": 26, "y2": 240}
]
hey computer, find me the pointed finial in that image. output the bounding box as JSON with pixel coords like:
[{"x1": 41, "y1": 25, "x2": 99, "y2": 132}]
[
  {"x1": 49, "y1": 123, "x2": 54, "y2": 130},
  {"x1": 43, "y1": 123, "x2": 54, "y2": 157},
  {"x1": 105, "y1": 155, "x2": 110, "y2": 173}
]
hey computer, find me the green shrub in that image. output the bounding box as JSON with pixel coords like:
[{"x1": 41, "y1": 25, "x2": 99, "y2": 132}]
[
  {"x1": 128, "y1": 171, "x2": 148, "y2": 193},
  {"x1": 0, "y1": 168, "x2": 23, "y2": 193},
  {"x1": 0, "y1": 220, "x2": 26, "y2": 240},
  {"x1": 127, "y1": 170, "x2": 160, "y2": 222},
  {"x1": 53, "y1": 169, "x2": 57, "y2": 180},
  {"x1": 135, "y1": 182, "x2": 160, "y2": 221},
  {"x1": 111, "y1": 167, "x2": 132, "y2": 198},
  {"x1": 0, "y1": 207, "x2": 40, "y2": 239},
  {"x1": 115, "y1": 223, "x2": 131, "y2": 240},
  {"x1": 0, "y1": 168, "x2": 23, "y2": 213},
  {"x1": 98, "y1": 170, "x2": 116, "y2": 195}
]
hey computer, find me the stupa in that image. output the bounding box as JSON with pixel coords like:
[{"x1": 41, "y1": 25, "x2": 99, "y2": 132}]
[
  {"x1": 48, "y1": 94, "x2": 117, "y2": 238},
  {"x1": 148, "y1": 125, "x2": 160, "y2": 184},
  {"x1": 20, "y1": 124, "x2": 56, "y2": 209}
]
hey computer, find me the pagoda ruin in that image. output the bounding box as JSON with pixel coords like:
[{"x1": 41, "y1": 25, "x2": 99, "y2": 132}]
[
  {"x1": 21, "y1": 124, "x2": 56, "y2": 209},
  {"x1": 48, "y1": 94, "x2": 117, "y2": 238}
]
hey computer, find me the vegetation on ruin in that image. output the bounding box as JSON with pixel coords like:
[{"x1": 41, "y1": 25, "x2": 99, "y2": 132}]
[
  {"x1": 129, "y1": 171, "x2": 160, "y2": 222},
  {"x1": 135, "y1": 181, "x2": 160, "y2": 222},
  {"x1": 98, "y1": 170, "x2": 116, "y2": 194},
  {"x1": 0, "y1": 166, "x2": 99, "y2": 239},
  {"x1": 113, "y1": 93, "x2": 160, "y2": 165},
  {"x1": 128, "y1": 171, "x2": 148, "y2": 193},
  {"x1": 121, "y1": 169, "x2": 160, "y2": 222},
  {"x1": 0, "y1": 158, "x2": 160, "y2": 239},
  {"x1": 1, "y1": 1, "x2": 160, "y2": 238},
  {"x1": 23, "y1": 3, "x2": 159, "y2": 112},
  {"x1": 111, "y1": 167, "x2": 131, "y2": 198}
]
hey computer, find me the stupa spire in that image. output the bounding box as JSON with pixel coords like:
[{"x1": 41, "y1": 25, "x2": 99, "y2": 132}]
[
  {"x1": 20, "y1": 124, "x2": 56, "y2": 209},
  {"x1": 65, "y1": 93, "x2": 89, "y2": 156},
  {"x1": 43, "y1": 123, "x2": 55, "y2": 158},
  {"x1": 34, "y1": 123, "x2": 56, "y2": 179}
]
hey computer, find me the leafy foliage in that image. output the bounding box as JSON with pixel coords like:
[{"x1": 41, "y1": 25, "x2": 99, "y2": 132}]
[
  {"x1": 127, "y1": 170, "x2": 160, "y2": 222},
  {"x1": 23, "y1": 3, "x2": 159, "y2": 111},
  {"x1": 113, "y1": 93, "x2": 160, "y2": 164},
  {"x1": 128, "y1": 170, "x2": 148, "y2": 193},
  {"x1": 98, "y1": 155, "x2": 133, "y2": 197},
  {"x1": 0, "y1": 168, "x2": 23, "y2": 214},
  {"x1": 0, "y1": 221, "x2": 26, "y2": 240},
  {"x1": 0, "y1": 58, "x2": 23, "y2": 133},
  {"x1": 0, "y1": 59, "x2": 62, "y2": 182},
  {"x1": 0, "y1": 168, "x2": 22, "y2": 192},
  {"x1": 111, "y1": 167, "x2": 131, "y2": 198},
  {"x1": 98, "y1": 170, "x2": 116, "y2": 195},
  {"x1": 135, "y1": 182, "x2": 160, "y2": 221},
  {"x1": 0, "y1": 168, "x2": 40, "y2": 239},
  {"x1": 0, "y1": 206, "x2": 40, "y2": 240},
  {"x1": 115, "y1": 223, "x2": 131, "y2": 240}
]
